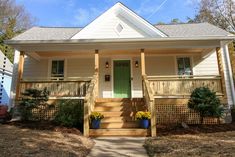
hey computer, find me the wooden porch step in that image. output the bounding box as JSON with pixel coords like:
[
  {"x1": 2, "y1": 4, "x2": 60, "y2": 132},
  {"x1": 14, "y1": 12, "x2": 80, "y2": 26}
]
[
  {"x1": 99, "y1": 111, "x2": 135, "y2": 117},
  {"x1": 100, "y1": 122, "x2": 139, "y2": 129},
  {"x1": 96, "y1": 98, "x2": 144, "y2": 103},
  {"x1": 95, "y1": 102, "x2": 133, "y2": 107},
  {"x1": 89, "y1": 128, "x2": 150, "y2": 137},
  {"x1": 95, "y1": 106, "x2": 135, "y2": 112},
  {"x1": 102, "y1": 116, "x2": 134, "y2": 123}
]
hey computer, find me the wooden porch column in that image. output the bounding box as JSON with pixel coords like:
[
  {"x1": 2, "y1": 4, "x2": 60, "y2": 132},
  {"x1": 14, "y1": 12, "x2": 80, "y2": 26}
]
[
  {"x1": 216, "y1": 47, "x2": 227, "y2": 100},
  {"x1": 15, "y1": 51, "x2": 25, "y2": 102},
  {"x1": 140, "y1": 49, "x2": 146, "y2": 76},
  {"x1": 95, "y1": 49, "x2": 99, "y2": 95}
]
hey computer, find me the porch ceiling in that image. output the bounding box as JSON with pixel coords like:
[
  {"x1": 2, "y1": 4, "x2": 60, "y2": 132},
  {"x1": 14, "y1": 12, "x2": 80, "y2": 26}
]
[
  {"x1": 12, "y1": 39, "x2": 222, "y2": 53},
  {"x1": 32, "y1": 48, "x2": 212, "y2": 58}
]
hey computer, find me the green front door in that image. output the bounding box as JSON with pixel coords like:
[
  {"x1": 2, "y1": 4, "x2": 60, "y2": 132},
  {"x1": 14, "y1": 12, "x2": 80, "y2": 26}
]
[{"x1": 113, "y1": 60, "x2": 131, "y2": 98}]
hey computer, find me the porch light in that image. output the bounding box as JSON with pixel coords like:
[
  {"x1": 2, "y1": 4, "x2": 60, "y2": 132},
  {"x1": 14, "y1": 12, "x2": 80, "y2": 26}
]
[
  {"x1": 135, "y1": 61, "x2": 139, "y2": 68},
  {"x1": 105, "y1": 61, "x2": 109, "y2": 68}
]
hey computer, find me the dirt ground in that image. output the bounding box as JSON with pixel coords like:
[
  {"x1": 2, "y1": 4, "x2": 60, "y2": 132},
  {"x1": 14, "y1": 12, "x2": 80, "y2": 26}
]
[
  {"x1": 144, "y1": 124, "x2": 235, "y2": 157},
  {"x1": 0, "y1": 123, "x2": 94, "y2": 157}
]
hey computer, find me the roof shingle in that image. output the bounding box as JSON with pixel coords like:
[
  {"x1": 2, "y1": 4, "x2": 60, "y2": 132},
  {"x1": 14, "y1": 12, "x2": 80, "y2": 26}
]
[
  {"x1": 12, "y1": 27, "x2": 82, "y2": 40},
  {"x1": 155, "y1": 23, "x2": 232, "y2": 37},
  {"x1": 11, "y1": 23, "x2": 233, "y2": 41}
]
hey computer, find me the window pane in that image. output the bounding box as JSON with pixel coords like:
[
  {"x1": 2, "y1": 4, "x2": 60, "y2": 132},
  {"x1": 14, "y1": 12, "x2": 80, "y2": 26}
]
[
  {"x1": 51, "y1": 61, "x2": 58, "y2": 74},
  {"x1": 57, "y1": 61, "x2": 64, "y2": 74},
  {"x1": 177, "y1": 57, "x2": 191, "y2": 75},
  {"x1": 51, "y1": 60, "x2": 64, "y2": 77}
]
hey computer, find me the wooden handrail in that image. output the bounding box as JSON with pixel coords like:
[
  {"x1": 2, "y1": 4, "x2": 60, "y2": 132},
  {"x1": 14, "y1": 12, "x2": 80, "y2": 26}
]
[
  {"x1": 147, "y1": 75, "x2": 223, "y2": 97},
  {"x1": 83, "y1": 72, "x2": 99, "y2": 137},
  {"x1": 142, "y1": 75, "x2": 156, "y2": 137}
]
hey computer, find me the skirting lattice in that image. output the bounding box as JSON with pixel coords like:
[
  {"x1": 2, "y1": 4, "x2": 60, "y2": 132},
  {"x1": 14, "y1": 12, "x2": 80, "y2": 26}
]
[{"x1": 156, "y1": 103, "x2": 220, "y2": 124}]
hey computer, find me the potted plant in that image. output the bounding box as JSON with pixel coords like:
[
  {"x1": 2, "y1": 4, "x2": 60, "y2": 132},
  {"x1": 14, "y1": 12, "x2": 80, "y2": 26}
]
[
  {"x1": 135, "y1": 111, "x2": 151, "y2": 129},
  {"x1": 90, "y1": 112, "x2": 104, "y2": 129}
]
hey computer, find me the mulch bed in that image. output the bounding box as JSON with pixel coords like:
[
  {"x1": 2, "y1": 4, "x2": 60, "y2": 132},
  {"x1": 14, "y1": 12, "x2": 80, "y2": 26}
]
[
  {"x1": 6, "y1": 121, "x2": 83, "y2": 135},
  {"x1": 0, "y1": 122, "x2": 94, "y2": 157},
  {"x1": 157, "y1": 123, "x2": 235, "y2": 136},
  {"x1": 145, "y1": 123, "x2": 235, "y2": 157}
]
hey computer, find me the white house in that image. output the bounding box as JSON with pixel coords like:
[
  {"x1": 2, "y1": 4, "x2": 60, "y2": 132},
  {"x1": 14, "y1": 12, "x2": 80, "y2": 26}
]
[
  {"x1": 5, "y1": 2, "x2": 235, "y2": 136},
  {"x1": 0, "y1": 50, "x2": 13, "y2": 106}
]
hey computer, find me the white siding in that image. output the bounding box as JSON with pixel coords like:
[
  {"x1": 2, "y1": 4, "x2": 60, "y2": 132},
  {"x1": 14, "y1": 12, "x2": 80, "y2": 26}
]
[
  {"x1": 0, "y1": 51, "x2": 13, "y2": 105},
  {"x1": 193, "y1": 50, "x2": 219, "y2": 75},
  {"x1": 99, "y1": 57, "x2": 112, "y2": 98},
  {"x1": 72, "y1": 3, "x2": 164, "y2": 39},
  {"x1": 23, "y1": 56, "x2": 48, "y2": 78},
  {"x1": 67, "y1": 58, "x2": 94, "y2": 78},
  {"x1": 73, "y1": 15, "x2": 149, "y2": 39},
  {"x1": 132, "y1": 57, "x2": 142, "y2": 97},
  {"x1": 146, "y1": 56, "x2": 176, "y2": 76}
]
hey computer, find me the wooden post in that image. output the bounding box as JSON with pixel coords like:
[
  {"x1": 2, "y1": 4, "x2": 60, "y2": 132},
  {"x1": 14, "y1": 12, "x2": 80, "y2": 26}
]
[
  {"x1": 83, "y1": 100, "x2": 89, "y2": 137},
  {"x1": 95, "y1": 49, "x2": 99, "y2": 95},
  {"x1": 140, "y1": 49, "x2": 146, "y2": 76},
  {"x1": 216, "y1": 47, "x2": 227, "y2": 100},
  {"x1": 15, "y1": 51, "x2": 25, "y2": 102},
  {"x1": 151, "y1": 99, "x2": 157, "y2": 137}
]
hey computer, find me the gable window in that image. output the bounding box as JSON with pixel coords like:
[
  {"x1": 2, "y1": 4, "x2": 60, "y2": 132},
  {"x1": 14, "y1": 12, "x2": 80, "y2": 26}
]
[
  {"x1": 51, "y1": 60, "x2": 64, "y2": 78},
  {"x1": 177, "y1": 57, "x2": 192, "y2": 75}
]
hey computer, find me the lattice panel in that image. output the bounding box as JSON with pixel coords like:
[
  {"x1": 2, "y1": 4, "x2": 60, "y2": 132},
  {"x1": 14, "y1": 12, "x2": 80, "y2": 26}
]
[
  {"x1": 26, "y1": 99, "x2": 84, "y2": 121},
  {"x1": 156, "y1": 104, "x2": 219, "y2": 124}
]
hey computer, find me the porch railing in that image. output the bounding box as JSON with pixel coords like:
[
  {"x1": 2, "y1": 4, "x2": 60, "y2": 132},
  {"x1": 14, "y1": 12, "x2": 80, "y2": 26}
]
[
  {"x1": 147, "y1": 75, "x2": 223, "y2": 97},
  {"x1": 142, "y1": 75, "x2": 156, "y2": 137},
  {"x1": 19, "y1": 77, "x2": 91, "y2": 97},
  {"x1": 83, "y1": 72, "x2": 99, "y2": 136}
]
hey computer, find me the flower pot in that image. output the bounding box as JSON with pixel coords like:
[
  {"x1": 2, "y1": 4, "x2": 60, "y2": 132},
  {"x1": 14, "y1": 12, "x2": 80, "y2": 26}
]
[
  {"x1": 140, "y1": 119, "x2": 149, "y2": 129},
  {"x1": 91, "y1": 119, "x2": 101, "y2": 129}
]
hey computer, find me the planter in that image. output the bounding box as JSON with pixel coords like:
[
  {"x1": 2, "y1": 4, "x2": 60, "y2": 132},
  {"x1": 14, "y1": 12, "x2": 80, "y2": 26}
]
[
  {"x1": 91, "y1": 119, "x2": 101, "y2": 129},
  {"x1": 140, "y1": 119, "x2": 149, "y2": 129},
  {"x1": 231, "y1": 109, "x2": 235, "y2": 122}
]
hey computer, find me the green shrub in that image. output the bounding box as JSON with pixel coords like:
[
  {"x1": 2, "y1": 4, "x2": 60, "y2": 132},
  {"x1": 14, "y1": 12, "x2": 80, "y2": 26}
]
[
  {"x1": 188, "y1": 87, "x2": 224, "y2": 123},
  {"x1": 54, "y1": 100, "x2": 83, "y2": 128},
  {"x1": 19, "y1": 88, "x2": 49, "y2": 121}
]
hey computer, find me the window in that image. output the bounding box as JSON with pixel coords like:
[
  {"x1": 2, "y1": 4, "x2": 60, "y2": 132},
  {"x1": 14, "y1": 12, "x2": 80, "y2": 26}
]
[
  {"x1": 51, "y1": 60, "x2": 64, "y2": 78},
  {"x1": 177, "y1": 57, "x2": 192, "y2": 75},
  {"x1": 116, "y1": 23, "x2": 123, "y2": 33}
]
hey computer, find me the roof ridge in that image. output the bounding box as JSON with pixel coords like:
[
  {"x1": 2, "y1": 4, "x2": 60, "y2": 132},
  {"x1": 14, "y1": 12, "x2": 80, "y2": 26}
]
[
  {"x1": 36, "y1": 26, "x2": 83, "y2": 29},
  {"x1": 155, "y1": 22, "x2": 207, "y2": 26}
]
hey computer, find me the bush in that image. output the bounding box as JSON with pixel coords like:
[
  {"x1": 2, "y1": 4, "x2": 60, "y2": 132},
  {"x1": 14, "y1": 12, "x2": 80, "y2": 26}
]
[
  {"x1": 188, "y1": 87, "x2": 224, "y2": 123},
  {"x1": 19, "y1": 88, "x2": 49, "y2": 121},
  {"x1": 54, "y1": 100, "x2": 83, "y2": 128}
]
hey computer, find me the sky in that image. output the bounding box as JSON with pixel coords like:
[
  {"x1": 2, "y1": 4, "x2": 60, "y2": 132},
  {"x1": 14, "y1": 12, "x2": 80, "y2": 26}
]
[{"x1": 15, "y1": 0, "x2": 200, "y2": 27}]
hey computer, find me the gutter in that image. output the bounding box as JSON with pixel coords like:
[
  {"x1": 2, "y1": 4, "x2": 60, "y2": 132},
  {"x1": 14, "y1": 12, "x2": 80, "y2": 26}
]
[
  {"x1": 223, "y1": 43, "x2": 235, "y2": 107},
  {"x1": 4, "y1": 36, "x2": 235, "y2": 45}
]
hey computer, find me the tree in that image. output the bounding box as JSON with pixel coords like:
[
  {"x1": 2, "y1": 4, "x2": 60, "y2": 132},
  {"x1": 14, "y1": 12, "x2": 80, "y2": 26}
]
[
  {"x1": 0, "y1": 0, "x2": 34, "y2": 62},
  {"x1": 188, "y1": 0, "x2": 235, "y2": 33},
  {"x1": 170, "y1": 18, "x2": 181, "y2": 24},
  {"x1": 188, "y1": 87, "x2": 224, "y2": 124}
]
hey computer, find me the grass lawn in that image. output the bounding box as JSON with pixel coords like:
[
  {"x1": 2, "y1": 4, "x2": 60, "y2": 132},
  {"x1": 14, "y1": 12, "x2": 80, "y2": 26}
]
[
  {"x1": 144, "y1": 124, "x2": 235, "y2": 157},
  {"x1": 0, "y1": 123, "x2": 94, "y2": 157}
]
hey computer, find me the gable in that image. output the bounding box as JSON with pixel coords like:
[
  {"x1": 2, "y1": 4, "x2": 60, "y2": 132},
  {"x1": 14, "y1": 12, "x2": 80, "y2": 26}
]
[{"x1": 72, "y1": 3, "x2": 166, "y2": 39}]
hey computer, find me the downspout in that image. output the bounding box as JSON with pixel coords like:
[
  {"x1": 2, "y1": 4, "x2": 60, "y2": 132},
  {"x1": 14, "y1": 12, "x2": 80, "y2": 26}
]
[{"x1": 222, "y1": 42, "x2": 235, "y2": 108}]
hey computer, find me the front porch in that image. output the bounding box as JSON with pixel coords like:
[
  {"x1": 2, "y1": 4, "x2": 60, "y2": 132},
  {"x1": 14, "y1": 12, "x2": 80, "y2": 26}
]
[{"x1": 13, "y1": 40, "x2": 230, "y2": 137}]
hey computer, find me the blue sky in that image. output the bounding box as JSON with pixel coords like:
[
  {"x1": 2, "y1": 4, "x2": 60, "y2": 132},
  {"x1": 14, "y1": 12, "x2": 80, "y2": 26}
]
[{"x1": 15, "y1": 0, "x2": 199, "y2": 27}]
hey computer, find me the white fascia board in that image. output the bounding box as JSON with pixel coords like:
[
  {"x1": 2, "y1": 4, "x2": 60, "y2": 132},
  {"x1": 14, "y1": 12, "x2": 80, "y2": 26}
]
[{"x1": 5, "y1": 36, "x2": 235, "y2": 45}]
